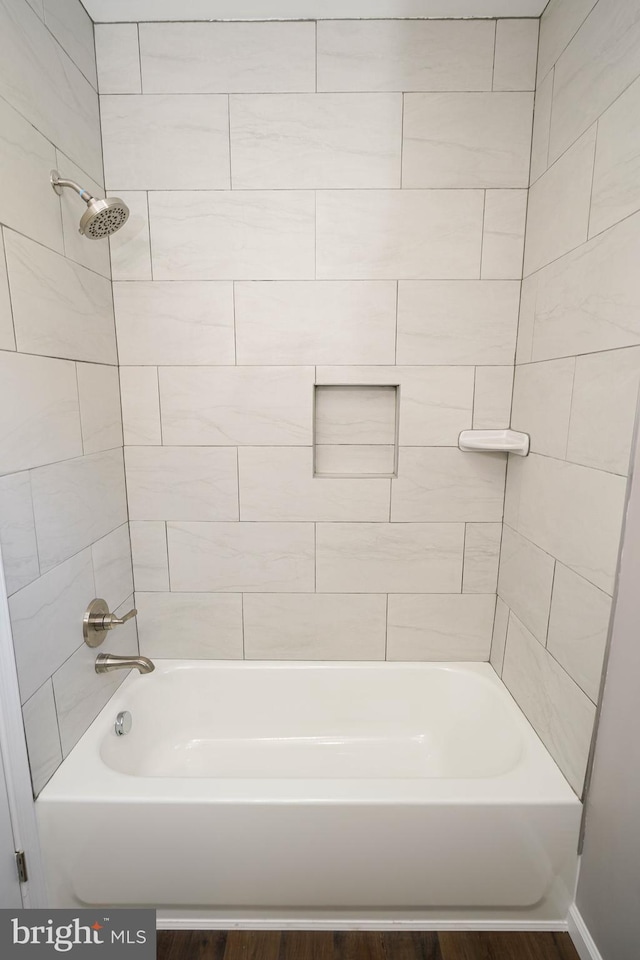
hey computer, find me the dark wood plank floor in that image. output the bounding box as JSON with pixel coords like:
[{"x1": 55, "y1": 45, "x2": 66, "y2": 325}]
[{"x1": 157, "y1": 930, "x2": 580, "y2": 960}]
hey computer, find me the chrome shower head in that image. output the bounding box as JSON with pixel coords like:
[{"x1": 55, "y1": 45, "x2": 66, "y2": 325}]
[{"x1": 50, "y1": 170, "x2": 129, "y2": 240}]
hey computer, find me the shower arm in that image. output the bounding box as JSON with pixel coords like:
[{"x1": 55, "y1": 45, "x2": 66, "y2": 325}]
[{"x1": 50, "y1": 173, "x2": 94, "y2": 204}]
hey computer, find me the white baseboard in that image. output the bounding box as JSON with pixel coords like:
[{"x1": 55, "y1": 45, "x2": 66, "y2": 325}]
[
  {"x1": 157, "y1": 916, "x2": 569, "y2": 932},
  {"x1": 568, "y1": 905, "x2": 603, "y2": 960}
]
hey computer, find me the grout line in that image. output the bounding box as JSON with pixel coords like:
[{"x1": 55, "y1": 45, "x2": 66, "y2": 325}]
[
  {"x1": 232, "y1": 282, "x2": 238, "y2": 364},
  {"x1": 137, "y1": 23, "x2": 144, "y2": 93},
  {"x1": 0, "y1": 227, "x2": 18, "y2": 351},
  {"x1": 544, "y1": 560, "x2": 556, "y2": 648},
  {"x1": 314, "y1": 20, "x2": 318, "y2": 93},
  {"x1": 478, "y1": 189, "x2": 487, "y2": 279},
  {"x1": 145, "y1": 191, "x2": 154, "y2": 280},
  {"x1": 236, "y1": 446, "x2": 241, "y2": 520},
  {"x1": 384, "y1": 593, "x2": 389, "y2": 661},
  {"x1": 155, "y1": 367, "x2": 164, "y2": 445},
  {"x1": 241, "y1": 593, "x2": 245, "y2": 659},
  {"x1": 74, "y1": 361, "x2": 86, "y2": 455},
  {"x1": 164, "y1": 521, "x2": 172, "y2": 591},
  {"x1": 227, "y1": 94, "x2": 233, "y2": 189},
  {"x1": 399, "y1": 93, "x2": 405, "y2": 188},
  {"x1": 490, "y1": 19, "x2": 497, "y2": 91},
  {"x1": 586, "y1": 118, "x2": 599, "y2": 240}
]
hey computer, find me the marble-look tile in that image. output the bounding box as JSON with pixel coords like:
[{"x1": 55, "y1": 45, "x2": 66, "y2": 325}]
[
  {"x1": 524, "y1": 126, "x2": 597, "y2": 276},
  {"x1": 140, "y1": 21, "x2": 315, "y2": 94},
  {"x1": 315, "y1": 386, "x2": 397, "y2": 445},
  {"x1": 76, "y1": 363, "x2": 123, "y2": 455},
  {"x1": 119, "y1": 367, "x2": 161, "y2": 446},
  {"x1": 391, "y1": 448, "x2": 506, "y2": 523},
  {"x1": 463, "y1": 523, "x2": 502, "y2": 593},
  {"x1": 510, "y1": 453, "x2": 627, "y2": 594},
  {"x1": 473, "y1": 366, "x2": 514, "y2": 429},
  {"x1": 159, "y1": 366, "x2": 313, "y2": 446},
  {"x1": 397, "y1": 281, "x2": 519, "y2": 365},
  {"x1": 0, "y1": 233, "x2": 15, "y2": 351},
  {"x1": 0, "y1": 100, "x2": 62, "y2": 255},
  {"x1": 567, "y1": 347, "x2": 640, "y2": 475},
  {"x1": 493, "y1": 19, "x2": 539, "y2": 91},
  {"x1": 150, "y1": 191, "x2": 315, "y2": 281},
  {"x1": 316, "y1": 522, "x2": 464, "y2": 594},
  {"x1": 481, "y1": 190, "x2": 528, "y2": 279},
  {"x1": 316, "y1": 190, "x2": 484, "y2": 281},
  {"x1": 0, "y1": 352, "x2": 82, "y2": 476},
  {"x1": 547, "y1": 563, "x2": 612, "y2": 703},
  {"x1": 235, "y1": 281, "x2": 397, "y2": 366},
  {"x1": 9, "y1": 548, "x2": 95, "y2": 703},
  {"x1": 317, "y1": 20, "x2": 495, "y2": 92},
  {"x1": 537, "y1": 0, "x2": 598, "y2": 82},
  {"x1": 102, "y1": 95, "x2": 230, "y2": 190},
  {"x1": 0, "y1": 472, "x2": 39, "y2": 596},
  {"x1": 129, "y1": 521, "x2": 169, "y2": 592},
  {"x1": 502, "y1": 612, "x2": 596, "y2": 794},
  {"x1": 403, "y1": 93, "x2": 533, "y2": 188},
  {"x1": 4, "y1": 232, "x2": 116, "y2": 364},
  {"x1": 22, "y1": 680, "x2": 62, "y2": 797},
  {"x1": 549, "y1": 0, "x2": 640, "y2": 165},
  {"x1": 125, "y1": 446, "x2": 239, "y2": 522},
  {"x1": 137, "y1": 592, "x2": 242, "y2": 659},
  {"x1": 590, "y1": 75, "x2": 640, "y2": 237},
  {"x1": 316, "y1": 365, "x2": 475, "y2": 446},
  {"x1": 387, "y1": 594, "x2": 495, "y2": 661},
  {"x1": 530, "y1": 70, "x2": 554, "y2": 184},
  {"x1": 55, "y1": 151, "x2": 110, "y2": 279},
  {"x1": 498, "y1": 525, "x2": 555, "y2": 643},
  {"x1": 31, "y1": 449, "x2": 128, "y2": 573},
  {"x1": 230, "y1": 93, "x2": 401, "y2": 189},
  {"x1": 43, "y1": 0, "x2": 97, "y2": 88},
  {"x1": 114, "y1": 281, "x2": 235, "y2": 366},
  {"x1": 531, "y1": 212, "x2": 640, "y2": 360},
  {"x1": 490, "y1": 597, "x2": 509, "y2": 676},
  {"x1": 0, "y1": 0, "x2": 102, "y2": 183},
  {"x1": 238, "y1": 447, "x2": 390, "y2": 522},
  {"x1": 168, "y1": 522, "x2": 315, "y2": 593},
  {"x1": 515, "y1": 275, "x2": 537, "y2": 364},
  {"x1": 95, "y1": 24, "x2": 141, "y2": 94},
  {"x1": 91, "y1": 524, "x2": 133, "y2": 613},
  {"x1": 53, "y1": 596, "x2": 137, "y2": 757},
  {"x1": 314, "y1": 446, "x2": 395, "y2": 478},
  {"x1": 511, "y1": 358, "x2": 576, "y2": 459},
  {"x1": 244, "y1": 594, "x2": 387, "y2": 660},
  {"x1": 503, "y1": 454, "x2": 524, "y2": 529},
  {"x1": 108, "y1": 192, "x2": 151, "y2": 281}
]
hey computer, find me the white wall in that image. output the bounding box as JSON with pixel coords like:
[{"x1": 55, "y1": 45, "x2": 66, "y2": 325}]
[
  {"x1": 98, "y1": 18, "x2": 538, "y2": 665},
  {"x1": 494, "y1": 0, "x2": 640, "y2": 794},
  {"x1": 0, "y1": 0, "x2": 133, "y2": 797}
]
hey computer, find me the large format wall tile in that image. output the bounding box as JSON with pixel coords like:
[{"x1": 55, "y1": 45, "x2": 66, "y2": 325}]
[
  {"x1": 235, "y1": 281, "x2": 397, "y2": 366},
  {"x1": 530, "y1": 70, "x2": 554, "y2": 184},
  {"x1": 159, "y1": 366, "x2": 313, "y2": 446},
  {"x1": 243, "y1": 594, "x2": 387, "y2": 660},
  {"x1": 397, "y1": 281, "x2": 519, "y2": 364},
  {"x1": 511, "y1": 359, "x2": 576, "y2": 459},
  {"x1": 498, "y1": 525, "x2": 555, "y2": 643},
  {"x1": 43, "y1": 0, "x2": 96, "y2": 89},
  {"x1": 463, "y1": 523, "x2": 502, "y2": 593},
  {"x1": 317, "y1": 20, "x2": 495, "y2": 92},
  {"x1": 95, "y1": 23, "x2": 141, "y2": 94},
  {"x1": 590, "y1": 75, "x2": 640, "y2": 237},
  {"x1": 316, "y1": 190, "x2": 484, "y2": 280},
  {"x1": 391, "y1": 448, "x2": 506, "y2": 523},
  {"x1": 9, "y1": 548, "x2": 95, "y2": 704},
  {"x1": 490, "y1": 597, "x2": 509, "y2": 675},
  {"x1": 140, "y1": 21, "x2": 316, "y2": 94},
  {"x1": 230, "y1": 93, "x2": 402, "y2": 189},
  {"x1": 30, "y1": 449, "x2": 128, "y2": 573},
  {"x1": 119, "y1": 367, "x2": 161, "y2": 446},
  {"x1": 0, "y1": 0, "x2": 102, "y2": 182},
  {"x1": 238, "y1": 447, "x2": 390, "y2": 522},
  {"x1": 0, "y1": 352, "x2": 82, "y2": 476},
  {"x1": 537, "y1": 0, "x2": 598, "y2": 82},
  {"x1": 387, "y1": 594, "x2": 495, "y2": 660},
  {"x1": 76, "y1": 363, "x2": 123, "y2": 455},
  {"x1": 472, "y1": 367, "x2": 514, "y2": 429},
  {"x1": 481, "y1": 191, "x2": 528, "y2": 279},
  {"x1": 125, "y1": 446, "x2": 239, "y2": 522},
  {"x1": 102, "y1": 95, "x2": 230, "y2": 190},
  {"x1": 168, "y1": 522, "x2": 315, "y2": 592},
  {"x1": 403, "y1": 93, "x2": 533, "y2": 188},
  {"x1": 150, "y1": 191, "x2": 315, "y2": 280},
  {"x1": 137, "y1": 592, "x2": 243, "y2": 659},
  {"x1": 316, "y1": 523, "x2": 464, "y2": 594},
  {"x1": 129, "y1": 521, "x2": 169, "y2": 592},
  {"x1": 493, "y1": 20, "x2": 539, "y2": 91},
  {"x1": 114, "y1": 281, "x2": 235, "y2": 366},
  {"x1": 108, "y1": 192, "x2": 151, "y2": 281},
  {"x1": 502, "y1": 613, "x2": 596, "y2": 794},
  {"x1": 22, "y1": 680, "x2": 63, "y2": 796},
  {"x1": 0, "y1": 472, "x2": 39, "y2": 596},
  {"x1": 91, "y1": 524, "x2": 133, "y2": 613},
  {"x1": 5, "y1": 232, "x2": 116, "y2": 364}
]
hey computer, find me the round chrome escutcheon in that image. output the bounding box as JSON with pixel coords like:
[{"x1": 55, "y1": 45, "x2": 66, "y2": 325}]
[{"x1": 115, "y1": 710, "x2": 132, "y2": 737}]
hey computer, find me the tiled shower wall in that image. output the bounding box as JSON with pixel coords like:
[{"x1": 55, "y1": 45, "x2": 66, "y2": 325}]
[
  {"x1": 98, "y1": 18, "x2": 538, "y2": 664},
  {"x1": 493, "y1": 0, "x2": 640, "y2": 794},
  {"x1": 0, "y1": 0, "x2": 134, "y2": 796}
]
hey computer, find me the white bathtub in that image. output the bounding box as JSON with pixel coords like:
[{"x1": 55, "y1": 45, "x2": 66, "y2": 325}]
[{"x1": 37, "y1": 661, "x2": 581, "y2": 926}]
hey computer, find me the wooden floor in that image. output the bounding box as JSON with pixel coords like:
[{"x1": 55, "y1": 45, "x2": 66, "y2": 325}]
[{"x1": 157, "y1": 930, "x2": 581, "y2": 960}]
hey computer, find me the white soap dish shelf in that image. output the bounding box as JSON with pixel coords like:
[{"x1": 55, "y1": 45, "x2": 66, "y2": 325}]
[{"x1": 458, "y1": 429, "x2": 530, "y2": 457}]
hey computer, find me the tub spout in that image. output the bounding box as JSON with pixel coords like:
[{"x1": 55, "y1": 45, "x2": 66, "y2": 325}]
[{"x1": 95, "y1": 653, "x2": 155, "y2": 675}]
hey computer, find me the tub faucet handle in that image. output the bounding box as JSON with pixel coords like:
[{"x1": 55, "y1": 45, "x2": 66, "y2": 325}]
[{"x1": 83, "y1": 598, "x2": 138, "y2": 648}]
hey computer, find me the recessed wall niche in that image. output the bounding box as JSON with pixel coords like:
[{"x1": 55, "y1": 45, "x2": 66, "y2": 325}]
[{"x1": 313, "y1": 385, "x2": 399, "y2": 478}]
